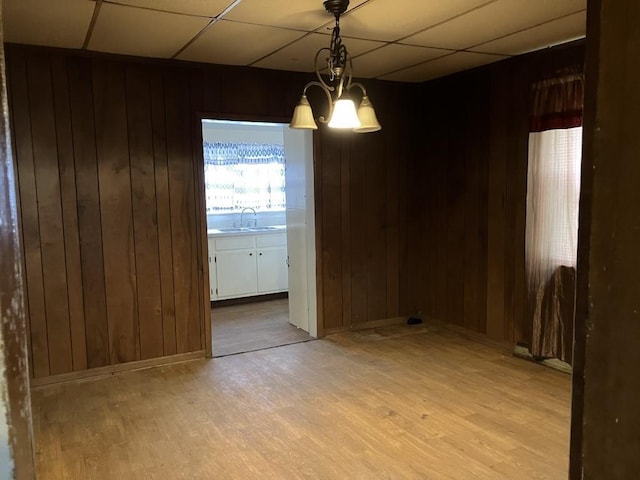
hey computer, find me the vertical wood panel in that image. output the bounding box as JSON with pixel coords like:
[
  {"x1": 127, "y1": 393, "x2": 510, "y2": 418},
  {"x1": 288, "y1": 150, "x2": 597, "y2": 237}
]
[
  {"x1": 510, "y1": 65, "x2": 530, "y2": 345},
  {"x1": 421, "y1": 129, "x2": 438, "y2": 316},
  {"x1": 365, "y1": 134, "x2": 387, "y2": 321},
  {"x1": 68, "y1": 56, "x2": 110, "y2": 369},
  {"x1": 476, "y1": 90, "x2": 490, "y2": 337},
  {"x1": 149, "y1": 70, "x2": 177, "y2": 356},
  {"x1": 318, "y1": 129, "x2": 343, "y2": 329},
  {"x1": 405, "y1": 98, "x2": 427, "y2": 315},
  {"x1": 340, "y1": 137, "x2": 352, "y2": 327},
  {"x1": 312, "y1": 132, "x2": 325, "y2": 335},
  {"x1": 164, "y1": 68, "x2": 200, "y2": 353},
  {"x1": 349, "y1": 134, "x2": 367, "y2": 325},
  {"x1": 126, "y1": 66, "x2": 164, "y2": 360},
  {"x1": 445, "y1": 105, "x2": 466, "y2": 326},
  {"x1": 27, "y1": 54, "x2": 73, "y2": 375},
  {"x1": 9, "y1": 52, "x2": 49, "y2": 377},
  {"x1": 396, "y1": 90, "x2": 410, "y2": 316},
  {"x1": 486, "y1": 68, "x2": 508, "y2": 340},
  {"x1": 462, "y1": 85, "x2": 481, "y2": 333},
  {"x1": 384, "y1": 94, "x2": 400, "y2": 318},
  {"x1": 434, "y1": 111, "x2": 448, "y2": 322},
  {"x1": 51, "y1": 56, "x2": 87, "y2": 371},
  {"x1": 93, "y1": 61, "x2": 139, "y2": 364},
  {"x1": 189, "y1": 71, "x2": 209, "y2": 356}
]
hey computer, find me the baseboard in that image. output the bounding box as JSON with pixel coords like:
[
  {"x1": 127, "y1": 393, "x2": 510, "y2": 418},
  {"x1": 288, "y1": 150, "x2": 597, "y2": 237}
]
[
  {"x1": 30, "y1": 350, "x2": 206, "y2": 389},
  {"x1": 418, "y1": 316, "x2": 515, "y2": 355},
  {"x1": 323, "y1": 316, "x2": 407, "y2": 336},
  {"x1": 513, "y1": 344, "x2": 572, "y2": 374},
  {"x1": 211, "y1": 292, "x2": 288, "y2": 308}
]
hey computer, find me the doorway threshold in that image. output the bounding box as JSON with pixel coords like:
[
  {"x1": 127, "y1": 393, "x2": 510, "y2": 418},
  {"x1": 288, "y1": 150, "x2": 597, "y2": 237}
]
[{"x1": 213, "y1": 337, "x2": 317, "y2": 358}]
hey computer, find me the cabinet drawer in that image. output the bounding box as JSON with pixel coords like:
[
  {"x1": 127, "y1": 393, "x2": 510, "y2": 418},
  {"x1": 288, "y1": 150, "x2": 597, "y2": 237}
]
[
  {"x1": 215, "y1": 235, "x2": 255, "y2": 251},
  {"x1": 257, "y1": 233, "x2": 287, "y2": 248}
]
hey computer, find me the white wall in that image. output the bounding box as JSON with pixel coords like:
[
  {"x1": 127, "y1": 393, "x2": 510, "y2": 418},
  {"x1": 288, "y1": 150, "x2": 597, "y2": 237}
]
[{"x1": 202, "y1": 120, "x2": 284, "y2": 145}]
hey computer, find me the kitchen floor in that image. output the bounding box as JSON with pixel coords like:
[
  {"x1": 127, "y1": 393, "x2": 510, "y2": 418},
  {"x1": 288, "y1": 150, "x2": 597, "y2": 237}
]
[{"x1": 211, "y1": 298, "x2": 313, "y2": 357}]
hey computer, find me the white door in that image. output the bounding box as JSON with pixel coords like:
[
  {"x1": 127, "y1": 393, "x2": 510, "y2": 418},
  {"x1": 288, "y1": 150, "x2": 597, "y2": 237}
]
[{"x1": 283, "y1": 128, "x2": 317, "y2": 336}]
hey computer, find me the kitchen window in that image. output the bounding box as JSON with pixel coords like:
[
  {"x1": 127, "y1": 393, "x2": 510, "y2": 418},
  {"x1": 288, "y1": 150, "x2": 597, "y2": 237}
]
[{"x1": 203, "y1": 142, "x2": 286, "y2": 214}]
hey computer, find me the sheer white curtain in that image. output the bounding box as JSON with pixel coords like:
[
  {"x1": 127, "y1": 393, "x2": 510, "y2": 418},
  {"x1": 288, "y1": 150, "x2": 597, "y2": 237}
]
[
  {"x1": 526, "y1": 128, "x2": 582, "y2": 359},
  {"x1": 525, "y1": 70, "x2": 583, "y2": 362},
  {"x1": 203, "y1": 142, "x2": 286, "y2": 214},
  {"x1": 526, "y1": 127, "x2": 582, "y2": 275}
]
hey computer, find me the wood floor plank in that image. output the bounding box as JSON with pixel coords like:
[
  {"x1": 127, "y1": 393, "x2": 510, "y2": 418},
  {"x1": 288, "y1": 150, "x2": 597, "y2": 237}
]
[
  {"x1": 212, "y1": 299, "x2": 312, "y2": 357},
  {"x1": 32, "y1": 322, "x2": 570, "y2": 479}
]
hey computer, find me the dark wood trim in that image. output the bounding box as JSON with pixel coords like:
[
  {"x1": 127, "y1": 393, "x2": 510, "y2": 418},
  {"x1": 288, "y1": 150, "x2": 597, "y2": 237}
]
[
  {"x1": 211, "y1": 292, "x2": 289, "y2": 308},
  {"x1": 569, "y1": 2, "x2": 600, "y2": 477},
  {"x1": 0, "y1": 17, "x2": 36, "y2": 475}
]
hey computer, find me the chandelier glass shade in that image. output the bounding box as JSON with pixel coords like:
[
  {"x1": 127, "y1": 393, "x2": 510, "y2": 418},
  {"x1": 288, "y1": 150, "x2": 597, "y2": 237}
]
[{"x1": 289, "y1": 0, "x2": 381, "y2": 133}]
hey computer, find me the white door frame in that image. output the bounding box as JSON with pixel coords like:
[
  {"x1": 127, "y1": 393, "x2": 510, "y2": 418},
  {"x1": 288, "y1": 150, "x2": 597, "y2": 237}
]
[{"x1": 283, "y1": 128, "x2": 317, "y2": 337}]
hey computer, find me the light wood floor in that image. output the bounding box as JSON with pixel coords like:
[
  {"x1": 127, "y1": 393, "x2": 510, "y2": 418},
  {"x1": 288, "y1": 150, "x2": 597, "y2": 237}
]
[
  {"x1": 32, "y1": 323, "x2": 571, "y2": 479},
  {"x1": 212, "y1": 298, "x2": 313, "y2": 357}
]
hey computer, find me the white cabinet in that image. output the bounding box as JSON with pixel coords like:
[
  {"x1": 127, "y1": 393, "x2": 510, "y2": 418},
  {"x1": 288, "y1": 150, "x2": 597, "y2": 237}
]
[
  {"x1": 216, "y1": 249, "x2": 257, "y2": 298},
  {"x1": 257, "y1": 246, "x2": 288, "y2": 293},
  {"x1": 209, "y1": 232, "x2": 288, "y2": 300}
]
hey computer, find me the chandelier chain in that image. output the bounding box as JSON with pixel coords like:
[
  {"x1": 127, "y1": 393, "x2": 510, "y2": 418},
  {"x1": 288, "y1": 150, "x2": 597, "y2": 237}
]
[{"x1": 328, "y1": 18, "x2": 347, "y2": 81}]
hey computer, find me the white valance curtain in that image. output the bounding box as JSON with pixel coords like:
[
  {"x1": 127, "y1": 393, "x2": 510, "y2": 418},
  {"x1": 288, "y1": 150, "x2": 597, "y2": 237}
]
[
  {"x1": 526, "y1": 71, "x2": 583, "y2": 363},
  {"x1": 203, "y1": 142, "x2": 286, "y2": 214}
]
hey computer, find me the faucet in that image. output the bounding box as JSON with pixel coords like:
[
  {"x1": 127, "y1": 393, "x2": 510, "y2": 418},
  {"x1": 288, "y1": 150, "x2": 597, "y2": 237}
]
[{"x1": 240, "y1": 207, "x2": 257, "y2": 227}]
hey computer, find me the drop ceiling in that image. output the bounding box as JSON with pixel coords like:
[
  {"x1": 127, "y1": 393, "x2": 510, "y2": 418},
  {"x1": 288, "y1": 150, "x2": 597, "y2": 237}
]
[{"x1": 2, "y1": 0, "x2": 586, "y2": 82}]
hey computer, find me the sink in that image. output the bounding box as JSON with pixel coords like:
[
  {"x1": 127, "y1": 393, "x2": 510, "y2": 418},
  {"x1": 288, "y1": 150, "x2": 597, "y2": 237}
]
[
  {"x1": 210, "y1": 225, "x2": 286, "y2": 234},
  {"x1": 214, "y1": 227, "x2": 250, "y2": 233},
  {"x1": 246, "y1": 226, "x2": 280, "y2": 232}
]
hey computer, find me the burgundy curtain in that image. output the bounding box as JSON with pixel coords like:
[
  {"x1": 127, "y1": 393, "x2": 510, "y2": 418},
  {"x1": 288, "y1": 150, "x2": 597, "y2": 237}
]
[
  {"x1": 526, "y1": 68, "x2": 584, "y2": 364},
  {"x1": 530, "y1": 69, "x2": 584, "y2": 132}
]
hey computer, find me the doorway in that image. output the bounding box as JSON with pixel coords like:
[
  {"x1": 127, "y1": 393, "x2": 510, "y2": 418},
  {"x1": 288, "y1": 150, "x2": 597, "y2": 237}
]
[{"x1": 201, "y1": 119, "x2": 317, "y2": 357}]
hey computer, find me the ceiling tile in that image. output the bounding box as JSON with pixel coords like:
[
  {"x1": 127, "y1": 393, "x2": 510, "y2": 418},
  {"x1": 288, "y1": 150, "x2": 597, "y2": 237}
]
[
  {"x1": 402, "y1": 0, "x2": 586, "y2": 50},
  {"x1": 335, "y1": 0, "x2": 495, "y2": 42},
  {"x1": 88, "y1": 3, "x2": 210, "y2": 58},
  {"x1": 106, "y1": 0, "x2": 233, "y2": 18},
  {"x1": 470, "y1": 11, "x2": 586, "y2": 55},
  {"x1": 253, "y1": 33, "x2": 384, "y2": 73},
  {"x1": 3, "y1": 0, "x2": 95, "y2": 49},
  {"x1": 353, "y1": 44, "x2": 451, "y2": 79},
  {"x1": 177, "y1": 20, "x2": 305, "y2": 65},
  {"x1": 379, "y1": 51, "x2": 507, "y2": 82},
  {"x1": 225, "y1": 0, "x2": 368, "y2": 31}
]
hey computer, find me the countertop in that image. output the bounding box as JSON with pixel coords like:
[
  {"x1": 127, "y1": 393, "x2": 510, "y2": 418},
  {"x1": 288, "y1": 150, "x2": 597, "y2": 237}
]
[{"x1": 207, "y1": 225, "x2": 287, "y2": 237}]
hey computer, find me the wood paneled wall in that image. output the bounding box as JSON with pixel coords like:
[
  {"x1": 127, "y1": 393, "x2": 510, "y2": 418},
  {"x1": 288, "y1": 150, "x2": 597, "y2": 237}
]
[
  {"x1": 314, "y1": 84, "x2": 415, "y2": 333},
  {"x1": 406, "y1": 42, "x2": 585, "y2": 344},
  {"x1": 6, "y1": 40, "x2": 584, "y2": 379},
  {"x1": 6, "y1": 44, "x2": 414, "y2": 378},
  {"x1": 8, "y1": 50, "x2": 208, "y2": 378}
]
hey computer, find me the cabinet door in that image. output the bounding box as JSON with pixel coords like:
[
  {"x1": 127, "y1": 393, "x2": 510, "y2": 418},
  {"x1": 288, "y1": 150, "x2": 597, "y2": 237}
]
[
  {"x1": 207, "y1": 237, "x2": 217, "y2": 300},
  {"x1": 215, "y1": 249, "x2": 257, "y2": 298},
  {"x1": 257, "y1": 246, "x2": 288, "y2": 293}
]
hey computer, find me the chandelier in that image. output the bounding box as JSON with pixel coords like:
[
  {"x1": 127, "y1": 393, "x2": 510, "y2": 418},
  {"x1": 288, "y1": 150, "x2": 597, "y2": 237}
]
[{"x1": 289, "y1": 0, "x2": 381, "y2": 133}]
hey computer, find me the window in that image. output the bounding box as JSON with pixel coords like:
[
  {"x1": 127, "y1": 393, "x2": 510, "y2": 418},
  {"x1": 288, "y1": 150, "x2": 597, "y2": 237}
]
[
  {"x1": 526, "y1": 127, "x2": 582, "y2": 268},
  {"x1": 203, "y1": 142, "x2": 286, "y2": 214}
]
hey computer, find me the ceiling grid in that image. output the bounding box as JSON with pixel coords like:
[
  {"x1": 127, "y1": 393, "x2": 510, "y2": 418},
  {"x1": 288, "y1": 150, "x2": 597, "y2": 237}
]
[{"x1": 3, "y1": 0, "x2": 586, "y2": 82}]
